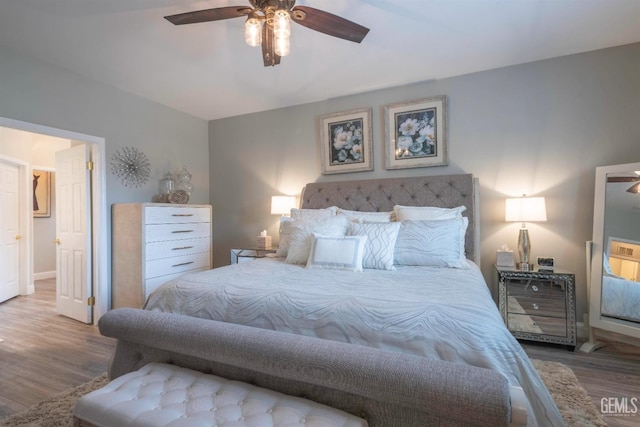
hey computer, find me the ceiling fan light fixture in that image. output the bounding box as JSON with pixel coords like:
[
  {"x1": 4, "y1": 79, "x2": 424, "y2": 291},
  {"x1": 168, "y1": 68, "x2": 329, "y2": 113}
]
[
  {"x1": 627, "y1": 182, "x2": 640, "y2": 194},
  {"x1": 244, "y1": 15, "x2": 262, "y2": 47}
]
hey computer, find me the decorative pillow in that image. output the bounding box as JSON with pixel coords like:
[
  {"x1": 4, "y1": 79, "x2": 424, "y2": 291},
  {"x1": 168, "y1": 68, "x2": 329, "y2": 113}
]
[
  {"x1": 349, "y1": 222, "x2": 401, "y2": 270},
  {"x1": 393, "y1": 205, "x2": 466, "y2": 221},
  {"x1": 285, "y1": 216, "x2": 350, "y2": 264},
  {"x1": 335, "y1": 207, "x2": 394, "y2": 223},
  {"x1": 290, "y1": 208, "x2": 336, "y2": 220},
  {"x1": 394, "y1": 218, "x2": 469, "y2": 269},
  {"x1": 306, "y1": 234, "x2": 367, "y2": 272},
  {"x1": 276, "y1": 217, "x2": 293, "y2": 257}
]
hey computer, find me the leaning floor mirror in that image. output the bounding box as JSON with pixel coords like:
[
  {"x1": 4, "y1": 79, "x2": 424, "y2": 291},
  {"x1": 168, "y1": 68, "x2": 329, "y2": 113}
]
[{"x1": 582, "y1": 162, "x2": 640, "y2": 352}]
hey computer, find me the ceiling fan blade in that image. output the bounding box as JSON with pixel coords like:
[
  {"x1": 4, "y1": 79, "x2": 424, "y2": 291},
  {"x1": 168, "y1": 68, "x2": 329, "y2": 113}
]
[
  {"x1": 262, "y1": 23, "x2": 281, "y2": 67},
  {"x1": 291, "y1": 6, "x2": 369, "y2": 43},
  {"x1": 165, "y1": 6, "x2": 250, "y2": 25},
  {"x1": 607, "y1": 177, "x2": 640, "y2": 182},
  {"x1": 627, "y1": 182, "x2": 640, "y2": 194}
]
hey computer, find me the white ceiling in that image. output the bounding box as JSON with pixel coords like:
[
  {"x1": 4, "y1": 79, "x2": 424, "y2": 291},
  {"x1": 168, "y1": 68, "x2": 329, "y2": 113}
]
[{"x1": 1, "y1": 0, "x2": 639, "y2": 121}]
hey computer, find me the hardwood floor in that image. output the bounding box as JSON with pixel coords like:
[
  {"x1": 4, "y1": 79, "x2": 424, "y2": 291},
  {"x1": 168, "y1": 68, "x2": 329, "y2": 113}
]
[
  {"x1": 1, "y1": 280, "x2": 639, "y2": 426},
  {"x1": 0, "y1": 279, "x2": 115, "y2": 418}
]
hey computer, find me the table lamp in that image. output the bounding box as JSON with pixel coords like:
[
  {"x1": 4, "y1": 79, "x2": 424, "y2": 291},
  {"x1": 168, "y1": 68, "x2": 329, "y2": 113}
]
[
  {"x1": 505, "y1": 195, "x2": 547, "y2": 271},
  {"x1": 271, "y1": 195, "x2": 296, "y2": 216}
]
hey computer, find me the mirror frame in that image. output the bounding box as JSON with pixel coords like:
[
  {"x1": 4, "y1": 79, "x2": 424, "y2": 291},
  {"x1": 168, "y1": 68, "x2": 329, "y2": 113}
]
[{"x1": 589, "y1": 162, "x2": 640, "y2": 340}]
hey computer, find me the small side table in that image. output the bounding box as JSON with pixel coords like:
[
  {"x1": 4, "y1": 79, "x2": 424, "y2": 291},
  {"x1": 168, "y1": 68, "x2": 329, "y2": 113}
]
[
  {"x1": 496, "y1": 265, "x2": 577, "y2": 351},
  {"x1": 230, "y1": 248, "x2": 278, "y2": 264}
]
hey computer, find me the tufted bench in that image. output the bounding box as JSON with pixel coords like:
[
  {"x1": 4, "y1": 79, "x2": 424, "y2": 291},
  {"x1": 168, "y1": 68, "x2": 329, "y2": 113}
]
[{"x1": 73, "y1": 362, "x2": 368, "y2": 427}]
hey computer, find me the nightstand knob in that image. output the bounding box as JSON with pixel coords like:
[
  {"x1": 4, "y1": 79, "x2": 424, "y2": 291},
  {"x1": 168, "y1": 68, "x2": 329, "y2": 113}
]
[
  {"x1": 532, "y1": 285, "x2": 539, "y2": 292},
  {"x1": 532, "y1": 303, "x2": 539, "y2": 310}
]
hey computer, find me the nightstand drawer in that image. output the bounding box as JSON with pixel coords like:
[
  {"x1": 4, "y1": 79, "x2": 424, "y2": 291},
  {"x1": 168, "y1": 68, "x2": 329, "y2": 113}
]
[
  {"x1": 507, "y1": 281, "x2": 565, "y2": 299},
  {"x1": 508, "y1": 314, "x2": 567, "y2": 337},
  {"x1": 507, "y1": 296, "x2": 566, "y2": 318}
]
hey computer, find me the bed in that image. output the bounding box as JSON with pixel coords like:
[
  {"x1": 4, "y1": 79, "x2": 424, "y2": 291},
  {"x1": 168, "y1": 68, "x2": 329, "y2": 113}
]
[
  {"x1": 138, "y1": 174, "x2": 563, "y2": 426},
  {"x1": 602, "y1": 273, "x2": 640, "y2": 323}
]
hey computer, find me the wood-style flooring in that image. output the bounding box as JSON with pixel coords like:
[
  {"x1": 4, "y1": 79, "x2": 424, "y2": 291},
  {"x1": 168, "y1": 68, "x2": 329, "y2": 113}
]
[
  {"x1": 1, "y1": 279, "x2": 639, "y2": 425},
  {"x1": 0, "y1": 279, "x2": 115, "y2": 418}
]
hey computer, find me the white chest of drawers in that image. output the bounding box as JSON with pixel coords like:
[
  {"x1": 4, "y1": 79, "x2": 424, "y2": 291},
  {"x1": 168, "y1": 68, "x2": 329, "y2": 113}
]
[{"x1": 112, "y1": 203, "x2": 212, "y2": 308}]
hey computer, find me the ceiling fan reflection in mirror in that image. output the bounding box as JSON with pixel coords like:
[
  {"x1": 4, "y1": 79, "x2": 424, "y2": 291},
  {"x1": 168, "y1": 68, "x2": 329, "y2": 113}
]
[
  {"x1": 165, "y1": 0, "x2": 369, "y2": 67},
  {"x1": 607, "y1": 171, "x2": 640, "y2": 194}
]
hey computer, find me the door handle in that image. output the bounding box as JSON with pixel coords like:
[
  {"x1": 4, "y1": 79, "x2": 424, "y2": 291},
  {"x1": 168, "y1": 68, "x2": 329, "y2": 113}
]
[
  {"x1": 54, "y1": 238, "x2": 61, "y2": 245},
  {"x1": 15, "y1": 235, "x2": 22, "y2": 240}
]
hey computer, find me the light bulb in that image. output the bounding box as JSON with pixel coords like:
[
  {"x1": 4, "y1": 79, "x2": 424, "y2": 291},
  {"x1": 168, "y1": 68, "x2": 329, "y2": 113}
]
[
  {"x1": 273, "y1": 10, "x2": 290, "y2": 37},
  {"x1": 244, "y1": 17, "x2": 262, "y2": 47}
]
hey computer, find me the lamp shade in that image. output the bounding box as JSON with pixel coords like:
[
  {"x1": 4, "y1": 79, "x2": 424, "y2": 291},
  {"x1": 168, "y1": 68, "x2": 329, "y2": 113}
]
[
  {"x1": 271, "y1": 195, "x2": 296, "y2": 215},
  {"x1": 505, "y1": 196, "x2": 547, "y2": 223}
]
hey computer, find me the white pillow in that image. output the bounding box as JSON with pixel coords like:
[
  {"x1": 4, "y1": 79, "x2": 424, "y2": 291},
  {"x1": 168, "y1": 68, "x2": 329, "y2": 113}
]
[
  {"x1": 335, "y1": 207, "x2": 394, "y2": 223},
  {"x1": 393, "y1": 205, "x2": 466, "y2": 221},
  {"x1": 306, "y1": 234, "x2": 367, "y2": 272},
  {"x1": 394, "y1": 218, "x2": 469, "y2": 269},
  {"x1": 349, "y1": 222, "x2": 401, "y2": 270},
  {"x1": 290, "y1": 208, "x2": 336, "y2": 220},
  {"x1": 285, "y1": 216, "x2": 350, "y2": 264},
  {"x1": 276, "y1": 217, "x2": 293, "y2": 257}
]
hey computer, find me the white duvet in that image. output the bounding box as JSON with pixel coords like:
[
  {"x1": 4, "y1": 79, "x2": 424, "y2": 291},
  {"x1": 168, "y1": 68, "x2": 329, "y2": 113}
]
[{"x1": 144, "y1": 258, "x2": 564, "y2": 426}]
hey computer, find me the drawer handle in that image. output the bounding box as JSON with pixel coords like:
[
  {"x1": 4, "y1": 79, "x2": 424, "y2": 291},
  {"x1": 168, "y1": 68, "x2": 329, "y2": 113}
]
[
  {"x1": 532, "y1": 303, "x2": 539, "y2": 310},
  {"x1": 531, "y1": 285, "x2": 539, "y2": 292},
  {"x1": 172, "y1": 261, "x2": 194, "y2": 267},
  {"x1": 172, "y1": 214, "x2": 194, "y2": 217},
  {"x1": 171, "y1": 230, "x2": 194, "y2": 234},
  {"x1": 172, "y1": 246, "x2": 194, "y2": 251}
]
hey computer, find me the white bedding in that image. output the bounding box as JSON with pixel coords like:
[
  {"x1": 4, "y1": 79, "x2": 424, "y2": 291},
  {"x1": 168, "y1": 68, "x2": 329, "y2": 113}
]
[{"x1": 144, "y1": 258, "x2": 564, "y2": 426}]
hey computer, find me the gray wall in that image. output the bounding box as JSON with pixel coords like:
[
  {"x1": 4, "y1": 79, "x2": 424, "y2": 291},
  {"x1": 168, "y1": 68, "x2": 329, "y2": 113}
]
[
  {"x1": 0, "y1": 45, "x2": 210, "y2": 290},
  {"x1": 209, "y1": 42, "x2": 640, "y2": 320}
]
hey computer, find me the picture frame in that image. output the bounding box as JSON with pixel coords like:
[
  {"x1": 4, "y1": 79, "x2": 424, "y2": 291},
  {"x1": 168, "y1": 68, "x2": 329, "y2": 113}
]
[
  {"x1": 33, "y1": 170, "x2": 51, "y2": 218},
  {"x1": 384, "y1": 95, "x2": 447, "y2": 170},
  {"x1": 318, "y1": 107, "x2": 373, "y2": 175}
]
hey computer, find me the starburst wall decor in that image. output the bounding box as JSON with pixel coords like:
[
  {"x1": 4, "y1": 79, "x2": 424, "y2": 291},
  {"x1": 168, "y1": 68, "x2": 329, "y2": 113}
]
[{"x1": 110, "y1": 147, "x2": 151, "y2": 188}]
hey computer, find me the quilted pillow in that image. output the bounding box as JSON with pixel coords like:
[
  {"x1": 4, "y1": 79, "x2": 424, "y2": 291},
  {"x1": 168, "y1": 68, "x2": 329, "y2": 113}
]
[
  {"x1": 349, "y1": 222, "x2": 401, "y2": 270},
  {"x1": 394, "y1": 218, "x2": 469, "y2": 269},
  {"x1": 393, "y1": 205, "x2": 466, "y2": 221},
  {"x1": 284, "y1": 216, "x2": 350, "y2": 264},
  {"x1": 290, "y1": 208, "x2": 336, "y2": 220},
  {"x1": 306, "y1": 234, "x2": 367, "y2": 272}
]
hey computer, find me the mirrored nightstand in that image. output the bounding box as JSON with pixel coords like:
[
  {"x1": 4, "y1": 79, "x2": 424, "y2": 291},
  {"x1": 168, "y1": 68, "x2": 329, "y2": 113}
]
[
  {"x1": 230, "y1": 247, "x2": 278, "y2": 264},
  {"x1": 496, "y1": 265, "x2": 577, "y2": 351}
]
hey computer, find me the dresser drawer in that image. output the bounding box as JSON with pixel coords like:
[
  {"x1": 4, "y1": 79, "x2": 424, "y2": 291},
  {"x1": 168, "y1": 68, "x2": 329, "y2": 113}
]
[
  {"x1": 507, "y1": 296, "x2": 566, "y2": 318},
  {"x1": 507, "y1": 313, "x2": 567, "y2": 337},
  {"x1": 145, "y1": 223, "x2": 210, "y2": 243},
  {"x1": 144, "y1": 267, "x2": 209, "y2": 300},
  {"x1": 146, "y1": 252, "x2": 211, "y2": 279},
  {"x1": 507, "y1": 281, "x2": 565, "y2": 299},
  {"x1": 146, "y1": 237, "x2": 211, "y2": 261},
  {"x1": 145, "y1": 206, "x2": 211, "y2": 224}
]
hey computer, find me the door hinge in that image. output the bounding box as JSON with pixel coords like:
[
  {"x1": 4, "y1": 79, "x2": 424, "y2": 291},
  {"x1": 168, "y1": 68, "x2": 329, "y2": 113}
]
[
  {"x1": 88, "y1": 296, "x2": 95, "y2": 306},
  {"x1": 86, "y1": 161, "x2": 94, "y2": 170}
]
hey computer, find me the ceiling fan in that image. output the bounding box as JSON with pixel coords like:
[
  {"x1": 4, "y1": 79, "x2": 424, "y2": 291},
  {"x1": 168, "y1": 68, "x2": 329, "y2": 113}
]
[
  {"x1": 607, "y1": 174, "x2": 640, "y2": 194},
  {"x1": 165, "y1": 0, "x2": 370, "y2": 67}
]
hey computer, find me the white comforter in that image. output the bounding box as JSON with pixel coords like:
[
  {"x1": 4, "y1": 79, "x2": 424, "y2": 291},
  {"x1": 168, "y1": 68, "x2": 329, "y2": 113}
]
[{"x1": 145, "y1": 258, "x2": 564, "y2": 426}]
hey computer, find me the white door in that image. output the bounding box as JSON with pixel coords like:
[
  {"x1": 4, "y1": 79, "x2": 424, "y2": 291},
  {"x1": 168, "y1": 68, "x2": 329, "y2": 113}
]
[
  {"x1": 55, "y1": 145, "x2": 92, "y2": 323},
  {"x1": 0, "y1": 160, "x2": 20, "y2": 303}
]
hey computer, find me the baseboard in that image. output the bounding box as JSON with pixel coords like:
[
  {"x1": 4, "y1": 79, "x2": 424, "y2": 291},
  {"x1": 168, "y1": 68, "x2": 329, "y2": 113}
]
[{"x1": 33, "y1": 271, "x2": 56, "y2": 280}]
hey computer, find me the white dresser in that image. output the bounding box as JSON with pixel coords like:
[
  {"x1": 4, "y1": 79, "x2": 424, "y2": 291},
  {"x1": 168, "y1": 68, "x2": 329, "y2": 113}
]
[{"x1": 112, "y1": 203, "x2": 212, "y2": 308}]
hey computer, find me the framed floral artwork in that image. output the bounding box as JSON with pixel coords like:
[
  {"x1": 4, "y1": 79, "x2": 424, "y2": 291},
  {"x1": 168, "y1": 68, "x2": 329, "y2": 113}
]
[
  {"x1": 384, "y1": 95, "x2": 447, "y2": 169},
  {"x1": 318, "y1": 108, "x2": 373, "y2": 175},
  {"x1": 33, "y1": 170, "x2": 51, "y2": 218}
]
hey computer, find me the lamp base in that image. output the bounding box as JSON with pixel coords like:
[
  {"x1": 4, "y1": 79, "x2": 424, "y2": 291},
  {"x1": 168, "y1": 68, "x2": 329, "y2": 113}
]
[{"x1": 518, "y1": 262, "x2": 533, "y2": 271}]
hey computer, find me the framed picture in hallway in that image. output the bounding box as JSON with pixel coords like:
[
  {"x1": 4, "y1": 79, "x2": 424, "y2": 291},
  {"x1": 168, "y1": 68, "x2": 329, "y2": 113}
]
[
  {"x1": 33, "y1": 170, "x2": 51, "y2": 218},
  {"x1": 384, "y1": 95, "x2": 447, "y2": 169},
  {"x1": 318, "y1": 108, "x2": 373, "y2": 175}
]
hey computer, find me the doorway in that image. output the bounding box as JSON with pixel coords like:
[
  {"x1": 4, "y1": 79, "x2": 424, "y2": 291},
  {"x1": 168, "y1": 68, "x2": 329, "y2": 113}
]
[{"x1": 0, "y1": 116, "x2": 108, "y2": 324}]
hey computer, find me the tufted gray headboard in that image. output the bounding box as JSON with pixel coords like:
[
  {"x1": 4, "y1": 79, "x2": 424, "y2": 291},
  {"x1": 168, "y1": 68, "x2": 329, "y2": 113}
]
[{"x1": 300, "y1": 174, "x2": 480, "y2": 264}]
